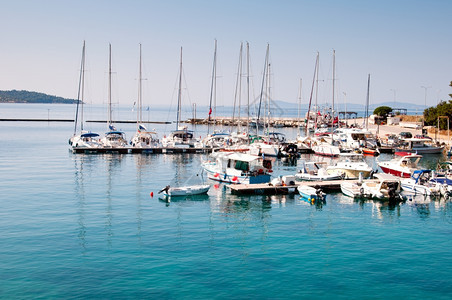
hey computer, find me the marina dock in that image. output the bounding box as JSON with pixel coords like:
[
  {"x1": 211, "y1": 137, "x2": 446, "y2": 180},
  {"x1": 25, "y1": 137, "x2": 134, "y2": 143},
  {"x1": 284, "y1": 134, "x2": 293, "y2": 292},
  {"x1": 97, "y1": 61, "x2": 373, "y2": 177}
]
[
  {"x1": 228, "y1": 179, "x2": 379, "y2": 195},
  {"x1": 72, "y1": 146, "x2": 216, "y2": 154}
]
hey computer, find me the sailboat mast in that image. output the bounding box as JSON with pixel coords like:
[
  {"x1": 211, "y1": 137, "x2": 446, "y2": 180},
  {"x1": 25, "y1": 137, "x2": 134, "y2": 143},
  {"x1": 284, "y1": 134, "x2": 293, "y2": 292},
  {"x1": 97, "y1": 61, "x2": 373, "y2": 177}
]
[
  {"x1": 176, "y1": 47, "x2": 183, "y2": 130},
  {"x1": 207, "y1": 40, "x2": 217, "y2": 135},
  {"x1": 306, "y1": 52, "x2": 319, "y2": 136},
  {"x1": 257, "y1": 44, "x2": 270, "y2": 135},
  {"x1": 246, "y1": 42, "x2": 250, "y2": 135},
  {"x1": 74, "y1": 40, "x2": 86, "y2": 135},
  {"x1": 137, "y1": 43, "x2": 142, "y2": 128},
  {"x1": 297, "y1": 78, "x2": 302, "y2": 130},
  {"x1": 365, "y1": 74, "x2": 371, "y2": 130},
  {"x1": 331, "y1": 49, "x2": 335, "y2": 140},
  {"x1": 108, "y1": 43, "x2": 112, "y2": 127},
  {"x1": 232, "y1": 42, "x2": 243, "y2": 133}
]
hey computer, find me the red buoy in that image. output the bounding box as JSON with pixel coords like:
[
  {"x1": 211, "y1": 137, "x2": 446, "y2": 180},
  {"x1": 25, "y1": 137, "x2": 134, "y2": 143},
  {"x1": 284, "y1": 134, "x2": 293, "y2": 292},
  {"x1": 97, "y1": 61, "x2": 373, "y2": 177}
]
[{"x1": 150, "y1": 192, "x2": 154, "y2": 197}]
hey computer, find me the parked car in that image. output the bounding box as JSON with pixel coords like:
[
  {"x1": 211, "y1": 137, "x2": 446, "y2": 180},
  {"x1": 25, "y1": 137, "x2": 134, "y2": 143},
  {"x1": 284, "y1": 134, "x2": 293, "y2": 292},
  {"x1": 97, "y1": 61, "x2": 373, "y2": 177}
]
[
  {"x1": 414, "y1": 134, "x2": 432, "y2": 140},
  {"x1": 399, "y1": 132, "x2": 413, "y2": 139}
]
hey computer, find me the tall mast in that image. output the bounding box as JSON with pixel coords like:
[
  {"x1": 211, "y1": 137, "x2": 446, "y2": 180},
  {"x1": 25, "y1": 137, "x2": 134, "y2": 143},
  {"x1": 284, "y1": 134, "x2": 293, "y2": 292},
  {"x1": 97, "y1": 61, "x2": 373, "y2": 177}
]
[
  {"x1": 246, "y1": 42, "x2": 250, "y2": 135},
  {"x1": 306, "y1": 52, "x2": 319, "y2": 137},
  {"x1": 108, "y1": 43, "x2": 112, "y2": 128},
  {"x1": 74, "y1": 40, "x2": 86, "y2": 135},
  {"x1": 297, "y1": 78, "x2": 302, "y2": 132},
  {"x1": 314, "y1": 52, "x2": 320, "y2": 130},
  {"x1": 207, "y1": 40, "x2": 217, "y2": 135},
  {"x1": 331, "y1": 49, "x2": 336, "y2": 141},
  {"x1": 365, "y1": 74, "x2": 371, "y2": 130},
  {"x1": 137, "y1": 43, "x2": 142, "y2": 128},
  {"x1": 232, "y1": 42, "x2": 243, "y2": 133},
  {"x1": 257, "y1": 43, "x2": 270, "y2": 135},
  {"x1": 176, "y1": 47, "x2": 183, "y2": 130}
]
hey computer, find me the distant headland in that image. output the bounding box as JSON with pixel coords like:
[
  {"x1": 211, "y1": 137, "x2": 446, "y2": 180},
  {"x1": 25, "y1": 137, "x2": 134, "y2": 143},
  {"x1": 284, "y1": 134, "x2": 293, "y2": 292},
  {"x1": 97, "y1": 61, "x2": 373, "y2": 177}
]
[{"x1": 0, "y1": 90, "x2": 78, "y2": 104}]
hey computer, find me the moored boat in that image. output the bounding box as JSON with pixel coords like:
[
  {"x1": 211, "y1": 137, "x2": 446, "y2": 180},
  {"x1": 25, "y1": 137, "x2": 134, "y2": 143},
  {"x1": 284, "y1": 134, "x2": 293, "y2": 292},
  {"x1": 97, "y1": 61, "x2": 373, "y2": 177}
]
[
  {"x1": 378, "y1": 153, "x2": 422, "y2": 178},
  {"x1": 297, "y1": 185, "x2": 326, "y2": 204},
  {"x1": 158, "y1": 184, "x2": 210, "y2": 197},
  {"x1": 400, "y1": 169, "x2": 441, "y2": 196},
  {"x1": 326, "y1": 153, "x2": 373, "y2": 179},
  {"x1": 202, "y1": 152, "x2": 272, "y2": 184}
]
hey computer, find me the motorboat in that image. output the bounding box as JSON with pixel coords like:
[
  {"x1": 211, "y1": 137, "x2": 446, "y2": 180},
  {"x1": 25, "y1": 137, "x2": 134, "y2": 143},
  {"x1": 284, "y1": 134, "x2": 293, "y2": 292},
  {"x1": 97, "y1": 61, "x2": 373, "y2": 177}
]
[
  {"x1": 202, "y1": 131, "x2": 231, "y2": 148},
  {"x1": 131, "y1": 125, "x2": 160, "y2": 148},
  {"x1": 400, "y1": 169, "x2": 441, "y2": 196},
  {"x1": 396, "y1": 138, "x2": 444, "y2": 154},
  {"x1": 297, "y1": 185, "x2": 326, "y2": 205},
  {"x1": 101, "y1": 129, "x2": 128, "y2": 148},
  {"x1": 202, "y1": 152, "x2": 272, "y2": 184},
  {"x1": 70, "y1": 132, "x2": 102, "y2": 148},
  {"x1": 341, "y1": 180, "x2": 367, "y2": 198},
  {"x1": 162, "y1": 126, "x2": 203, "y2": 148},
  {"x1": 311, "y1": 142, "x2": 341, "y2": 157},
  {"x1": 378, "y1": 153, "x2": 422, "y2": 178},
  {"x1": 326, "y1": 153, "x2": 373, "y2": 179},
  {"x1": 296, "y1": 161, "x2": 344, "y2": 181},
  {"x1": 361, "y1": 173, "x2": 402, "y2": 201},
  {"x1": 158, "y1": 184, "x2": 210, "y2": 197}
]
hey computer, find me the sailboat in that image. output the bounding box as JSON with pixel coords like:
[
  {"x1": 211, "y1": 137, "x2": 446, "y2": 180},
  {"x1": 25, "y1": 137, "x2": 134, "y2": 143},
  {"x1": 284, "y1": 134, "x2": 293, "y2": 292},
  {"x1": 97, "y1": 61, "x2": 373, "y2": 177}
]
[
  {"x1": 69, "y1": 41, "x2": 101, "y2": 150},
  {"x1": 100, "y1": 44, "x2": 128, "y2": 149},
  {"x1": 311, "y1": 50, "x2": 341, "y2": 157},
  {"x1": 161, "y1": 47, "x2": 202, "y2": 148},
  {"x1": 249, "y1": 44, "x2": 281, "y2": 157},
  {"x1": 130, "y1": 43, "x2": 159, "y2": 149}
]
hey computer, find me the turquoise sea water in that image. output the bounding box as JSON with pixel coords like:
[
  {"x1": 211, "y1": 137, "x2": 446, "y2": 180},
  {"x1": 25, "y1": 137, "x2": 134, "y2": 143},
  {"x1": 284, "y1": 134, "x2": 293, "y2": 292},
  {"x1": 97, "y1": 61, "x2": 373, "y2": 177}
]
[{"x1": 1, "y1": 104, "x2": 451, "y2": 299}]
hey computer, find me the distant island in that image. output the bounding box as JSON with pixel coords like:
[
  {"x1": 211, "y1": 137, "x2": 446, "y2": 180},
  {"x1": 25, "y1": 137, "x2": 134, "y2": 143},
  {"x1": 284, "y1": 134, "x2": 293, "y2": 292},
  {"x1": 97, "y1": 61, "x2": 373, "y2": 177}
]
[{"x1": 0, "y1": 90, "x2": 78, "y2": 104}]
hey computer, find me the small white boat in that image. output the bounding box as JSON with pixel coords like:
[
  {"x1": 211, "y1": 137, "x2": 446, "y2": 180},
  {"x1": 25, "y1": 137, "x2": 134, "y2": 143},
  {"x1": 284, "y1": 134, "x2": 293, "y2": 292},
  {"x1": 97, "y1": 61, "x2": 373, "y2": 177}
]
[
  {"x1": 361, "y1": 173, "x2": 402, "y2": 201},
  {"x1": 297, "y1": 185, "x2": 326, "y2": 204},
  {"x1": 311, "y1": 141, "x2": 341, "y2": 157},
  {"x1": 296, "y1": 161, "x2": 344, "y2": 181},
  {"x1": 401, "y1": 169, "x2": 441, "y2": 196},
  {"x1": 158, "y1": 184, "x2": 210, "y2": 197},
  {"x1": 327, "y1": 153, "x2": 373, "y2": 179},
  {"x1": 341, "y1": 181, "x2": 367, "y2": 198}
]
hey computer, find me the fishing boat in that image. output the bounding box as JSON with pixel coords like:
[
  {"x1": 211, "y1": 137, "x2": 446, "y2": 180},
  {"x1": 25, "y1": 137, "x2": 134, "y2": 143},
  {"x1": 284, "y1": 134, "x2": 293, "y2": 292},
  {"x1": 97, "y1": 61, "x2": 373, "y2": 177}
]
[
  {"x1": 396, "y1": 138, "x2": 444, "y2": 154},
  {"x1": 378, "y1": 153, "x2": 422, "y2": 178},
  {"x1": 361, "y1": 173, "x2": 402, "y2": 201},
  {"x1": 202, "y1": 152, "x2": 272, "y2": 184},
  {"x1": 400, "y1": 169, "x2": 441, "y2": 196},
  {"x1": 69, "y1": 41, "x2": 102, "y2": 150},
  {"x1": 297, "y1": 185, "x2": 326, "y2": 204},
  {"x1": 296, "y1": 161, "x2": 344, "y2": 181},
  {"x1": 326, "y1": 153, "x2": 373, "y2": 179},
  {"x1": 158, "y1": 184, "x2": 210, "y2": 197}
]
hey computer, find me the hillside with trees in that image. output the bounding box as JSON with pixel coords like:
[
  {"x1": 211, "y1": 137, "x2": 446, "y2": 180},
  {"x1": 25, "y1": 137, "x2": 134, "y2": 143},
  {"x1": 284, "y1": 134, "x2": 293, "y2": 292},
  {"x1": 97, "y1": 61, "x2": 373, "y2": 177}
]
[
  {"x1": 0, "y1": 90, "x2": 78, "y2": 104},
  {"x1": 424, "y1": 81, "x2": 452, "y2": 130}
]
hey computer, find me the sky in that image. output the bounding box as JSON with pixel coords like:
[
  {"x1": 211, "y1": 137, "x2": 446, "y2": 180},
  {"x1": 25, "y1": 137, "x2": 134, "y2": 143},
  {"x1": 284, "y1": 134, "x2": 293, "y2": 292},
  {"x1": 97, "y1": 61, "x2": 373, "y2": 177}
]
[{"x1": 0, "y1": 0, "x2": 451, "y2": 111}]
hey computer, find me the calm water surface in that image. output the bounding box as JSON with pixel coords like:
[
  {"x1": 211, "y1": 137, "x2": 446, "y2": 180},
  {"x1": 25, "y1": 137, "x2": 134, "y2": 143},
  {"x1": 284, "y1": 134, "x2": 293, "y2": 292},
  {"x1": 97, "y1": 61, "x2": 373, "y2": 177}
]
[{"x1": 0, "y1": 104, "x2": 451, "y2": 299}]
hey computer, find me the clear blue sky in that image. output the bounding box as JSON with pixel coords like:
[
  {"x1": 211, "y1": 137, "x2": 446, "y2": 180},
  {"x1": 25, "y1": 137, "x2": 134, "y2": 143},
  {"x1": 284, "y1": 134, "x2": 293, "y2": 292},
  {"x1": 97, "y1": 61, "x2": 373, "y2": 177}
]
[{"x1": 0, "y1": 0, "x2": 450, "y2": 110}]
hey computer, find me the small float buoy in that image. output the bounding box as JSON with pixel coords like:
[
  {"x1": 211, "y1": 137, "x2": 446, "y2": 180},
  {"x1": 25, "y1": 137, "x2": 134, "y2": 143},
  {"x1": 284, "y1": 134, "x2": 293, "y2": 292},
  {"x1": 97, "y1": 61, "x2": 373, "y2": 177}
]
[{"x1": 150, "y1": 192, "x2": 154, "y2": 197}]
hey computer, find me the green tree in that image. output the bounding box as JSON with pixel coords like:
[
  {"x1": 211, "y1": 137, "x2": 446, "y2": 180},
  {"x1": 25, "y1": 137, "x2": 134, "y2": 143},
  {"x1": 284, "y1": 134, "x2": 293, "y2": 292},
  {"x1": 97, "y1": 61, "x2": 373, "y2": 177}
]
[
  {"x1": 373, "y1": 106, "x2": 392, "y2": 116},
  {"x1": 424, "y1": 81, "x2": 452, "y2": 130}
]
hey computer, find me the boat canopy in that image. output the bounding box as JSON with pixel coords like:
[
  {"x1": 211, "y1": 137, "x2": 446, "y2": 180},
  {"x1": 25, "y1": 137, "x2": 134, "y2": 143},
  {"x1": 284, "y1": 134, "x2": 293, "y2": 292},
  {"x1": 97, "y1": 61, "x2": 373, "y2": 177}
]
[
  {"x1": 105, "y1": 131, "x2": 125, "y2": 135},
  {"x1": 228, "y1": 153, "x2": 261, "y2": 162},
  {"x1": 81, "y1": 132, "x2": 100, "y2": 138},
  {"x1": 374, "y1": 173, "x2": 400, "y2": 181}
]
